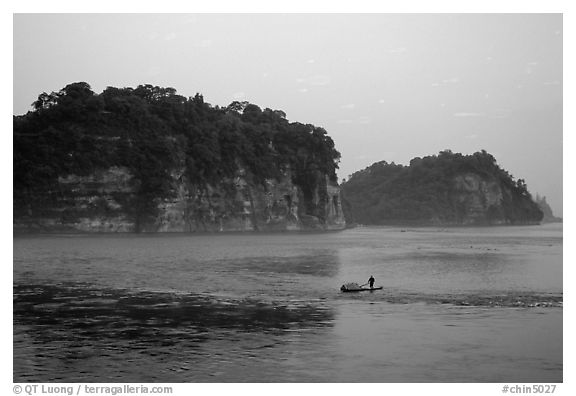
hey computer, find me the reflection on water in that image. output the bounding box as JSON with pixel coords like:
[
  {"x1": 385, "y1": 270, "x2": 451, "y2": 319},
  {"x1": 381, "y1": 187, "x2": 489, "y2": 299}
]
[
  {"x1": 14, "y1": 283, "x2": 334, "y2": 382},
  {"x1": 13, "y1": 225, "x2": 563, "y2": 382},
  {"x1": 14, "y1": 283, "x2": 334, "y2": 335}
]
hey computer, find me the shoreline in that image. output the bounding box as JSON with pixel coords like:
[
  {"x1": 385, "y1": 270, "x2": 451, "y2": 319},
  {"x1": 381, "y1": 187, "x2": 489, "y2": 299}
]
[
  {"x1": 12, "y1": 227, "x2": 348, "y2": 238},
  {"x1": 13, "y1": 221, "x2": 563, "y2": 237}
]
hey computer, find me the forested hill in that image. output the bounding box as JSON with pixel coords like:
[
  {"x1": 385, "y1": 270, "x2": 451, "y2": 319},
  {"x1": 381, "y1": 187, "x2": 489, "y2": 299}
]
[
  {"x1": 341, "y1": 150, "x2": 543, "y2": 226},
  {"x1": 13, "y1": 82, "x2": 344, "y2": 233}
]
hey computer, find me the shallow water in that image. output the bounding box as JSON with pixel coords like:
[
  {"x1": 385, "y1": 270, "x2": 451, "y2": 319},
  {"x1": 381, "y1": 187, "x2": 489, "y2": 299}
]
[{"x1": 13, "y1": 224, "x2": 562, "y2": 382}]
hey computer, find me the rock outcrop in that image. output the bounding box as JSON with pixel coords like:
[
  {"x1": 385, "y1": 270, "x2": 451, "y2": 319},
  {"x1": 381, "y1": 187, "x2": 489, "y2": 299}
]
[
  {"x1": 535, "y1": 195, "x2": 562, "y2": 223},
  {"x1": 452, "y1": 173, "x2": 506, "y2": 225}
]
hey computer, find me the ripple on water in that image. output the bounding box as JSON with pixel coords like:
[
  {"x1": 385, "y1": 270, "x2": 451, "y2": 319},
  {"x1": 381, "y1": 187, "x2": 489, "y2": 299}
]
[{"x1": 13, "y1": 282, "x2": 337, "y2": 382}]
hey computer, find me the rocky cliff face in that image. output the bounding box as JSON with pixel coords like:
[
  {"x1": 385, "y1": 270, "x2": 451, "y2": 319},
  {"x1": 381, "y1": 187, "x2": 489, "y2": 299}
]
[
  {"x1": 425, "y1": 172, "x2": 543, "y2": 226},
  {"x1": 14, "y1": 166, "x2": 346, "y2": 233},
  {"x1": 451, "y1": 174, "x2": 506, "y2": 225}
]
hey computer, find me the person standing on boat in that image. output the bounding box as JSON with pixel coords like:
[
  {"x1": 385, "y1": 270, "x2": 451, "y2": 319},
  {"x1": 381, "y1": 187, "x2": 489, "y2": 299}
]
[{"x1": 368, "y1": 275, "x2": 375, "y2": 289}]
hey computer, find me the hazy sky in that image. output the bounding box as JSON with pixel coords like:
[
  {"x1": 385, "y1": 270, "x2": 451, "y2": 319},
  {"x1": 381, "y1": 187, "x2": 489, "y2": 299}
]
[{"x1": 13, "y1": 13, "x2": 563, "y2": 215}]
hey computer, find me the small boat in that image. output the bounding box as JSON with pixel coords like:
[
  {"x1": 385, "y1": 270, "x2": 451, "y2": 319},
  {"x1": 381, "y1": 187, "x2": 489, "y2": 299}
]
[
  {"x1": 341, "y1": 286, "x2": 383, "y2": 293},
  {"x1": 340, "y1": 282, "x2": 382, "y2": 292}
]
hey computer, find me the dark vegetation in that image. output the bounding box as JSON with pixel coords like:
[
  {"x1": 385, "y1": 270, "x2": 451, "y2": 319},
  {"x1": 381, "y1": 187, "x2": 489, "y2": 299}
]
[
  {"x1": 341, "y1": 150, "x2": 543, "y2": 225},
  {"x1": 14, "y1": 82, "x2": 340, "y2": 228}
]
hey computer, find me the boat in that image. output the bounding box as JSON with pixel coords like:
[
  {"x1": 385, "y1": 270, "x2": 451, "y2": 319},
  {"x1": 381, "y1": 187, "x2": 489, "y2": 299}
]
[
  {"x1": 340, "y1": 282, "x2": 383, "y2": 292},
  {"x1": 341, "y1": 286, "x2": 383, "y2": 293}
]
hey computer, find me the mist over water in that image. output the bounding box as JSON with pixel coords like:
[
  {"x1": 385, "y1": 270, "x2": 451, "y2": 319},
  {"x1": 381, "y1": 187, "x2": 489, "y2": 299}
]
[{"x1": 13, "y1": 224, "x2": 562, "y2": 382}]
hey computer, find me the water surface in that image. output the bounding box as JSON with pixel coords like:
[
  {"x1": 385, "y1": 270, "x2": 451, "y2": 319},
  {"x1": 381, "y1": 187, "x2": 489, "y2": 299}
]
[{"x1": 13, "y1": 224, "x2": 562, "y2": 382}]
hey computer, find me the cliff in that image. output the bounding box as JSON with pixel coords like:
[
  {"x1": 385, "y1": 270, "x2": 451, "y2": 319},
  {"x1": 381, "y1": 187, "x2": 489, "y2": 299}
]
[
  {"x1": 13, "y1": 82, "x2": 345, "y2": 233},
  {"x1": 14, "y1": 166, "x2": 345, "y2": 233},
  {"x1": 341, "y1": 150, "x2": 543, "y2": 226}
]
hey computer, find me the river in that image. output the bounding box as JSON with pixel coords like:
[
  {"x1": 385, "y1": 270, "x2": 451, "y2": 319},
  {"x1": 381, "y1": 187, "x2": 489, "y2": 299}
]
[{"x1": 13, "y1": 224, "x2": 562, "y2": 382}]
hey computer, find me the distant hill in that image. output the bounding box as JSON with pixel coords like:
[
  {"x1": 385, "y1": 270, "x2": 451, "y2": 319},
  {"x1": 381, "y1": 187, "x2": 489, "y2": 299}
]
[
  {"x1": 535, "y1": 195, "x2": 562, "y2": 223},
  {"x1": 341, "y1": 150, "x2": 543, "y2": 226}
]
